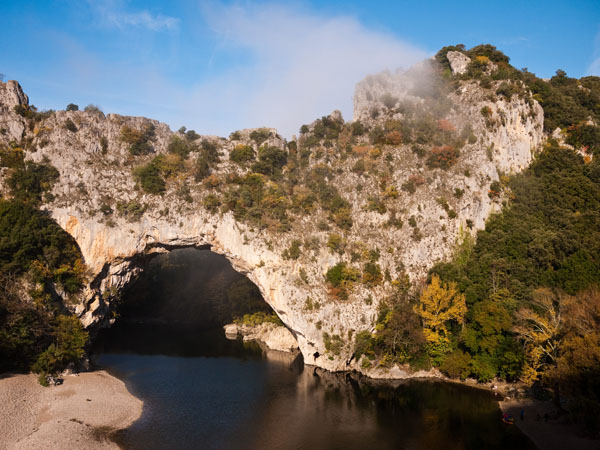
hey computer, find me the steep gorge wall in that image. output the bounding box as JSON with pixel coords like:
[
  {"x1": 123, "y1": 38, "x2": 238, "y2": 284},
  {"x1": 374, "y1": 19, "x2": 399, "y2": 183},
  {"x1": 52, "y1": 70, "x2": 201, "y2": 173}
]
[{"x1": 0, "y1": 58, "x2": 544, "y2": 375}]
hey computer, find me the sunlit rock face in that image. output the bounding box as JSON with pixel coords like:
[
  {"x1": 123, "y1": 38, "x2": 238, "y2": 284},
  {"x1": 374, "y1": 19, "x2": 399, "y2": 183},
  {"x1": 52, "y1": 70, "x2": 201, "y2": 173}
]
[
  {"x1": 0, "y1": 57, "x2": 543, "y2": 375},
  {"x1": 446, "y1": 51, "x2": 471, "y2": 75}
]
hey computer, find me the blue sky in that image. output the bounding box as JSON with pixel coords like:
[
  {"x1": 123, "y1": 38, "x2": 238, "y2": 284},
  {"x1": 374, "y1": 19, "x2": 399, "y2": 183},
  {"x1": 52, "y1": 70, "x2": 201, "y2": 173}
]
[{"x1": 1, "y1": 1, "x2": 599, "y2": 137}]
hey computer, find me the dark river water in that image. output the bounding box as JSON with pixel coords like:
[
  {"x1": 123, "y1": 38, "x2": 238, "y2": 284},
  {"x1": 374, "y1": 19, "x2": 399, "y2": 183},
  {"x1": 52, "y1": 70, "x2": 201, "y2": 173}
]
[{"x1": 93, "y1": 322, "x2": 536, "y2": 450}]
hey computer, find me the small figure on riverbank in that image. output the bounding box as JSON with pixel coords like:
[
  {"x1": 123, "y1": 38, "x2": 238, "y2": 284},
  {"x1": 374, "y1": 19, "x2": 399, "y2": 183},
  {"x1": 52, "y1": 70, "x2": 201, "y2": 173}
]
[{"x1": 520, "y1": 409, "x2": 524, "y2": 421}]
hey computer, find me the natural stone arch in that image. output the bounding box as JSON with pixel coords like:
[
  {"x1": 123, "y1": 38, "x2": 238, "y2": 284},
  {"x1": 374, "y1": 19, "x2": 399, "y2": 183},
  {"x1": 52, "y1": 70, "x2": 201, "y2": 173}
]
[
  {"x1": 57, "y1": 212, "x2": 336, "y2": 369},
  {"x1": 0, "y1": 70, "x2": 545, "y2": 375}
]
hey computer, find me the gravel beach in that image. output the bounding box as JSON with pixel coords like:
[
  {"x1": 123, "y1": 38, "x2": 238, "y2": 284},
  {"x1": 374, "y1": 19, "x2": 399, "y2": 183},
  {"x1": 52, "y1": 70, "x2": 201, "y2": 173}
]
[{"x1": 0, "y1": 371, "x2": 142, "y2": 450}]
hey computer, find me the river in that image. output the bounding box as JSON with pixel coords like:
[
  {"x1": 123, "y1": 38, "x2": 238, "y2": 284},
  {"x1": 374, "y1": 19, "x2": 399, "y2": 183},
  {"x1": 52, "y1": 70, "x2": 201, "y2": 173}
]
[{"x1": 93, "y1": 321, "x2": 536, "y2": 450}]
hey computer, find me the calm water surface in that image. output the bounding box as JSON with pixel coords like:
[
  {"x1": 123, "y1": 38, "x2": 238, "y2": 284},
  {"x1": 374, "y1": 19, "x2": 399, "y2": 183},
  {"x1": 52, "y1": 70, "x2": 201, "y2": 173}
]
[{"x1": 93, "y1": 322, "x2": 536, "y2": 450}]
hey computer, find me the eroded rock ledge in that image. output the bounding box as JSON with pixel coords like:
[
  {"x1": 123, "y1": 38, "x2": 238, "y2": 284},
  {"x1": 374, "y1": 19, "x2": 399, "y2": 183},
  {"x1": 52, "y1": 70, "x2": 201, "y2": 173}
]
[{"x1": 224, "y1": 322, "x2": 300, "y2": 353}]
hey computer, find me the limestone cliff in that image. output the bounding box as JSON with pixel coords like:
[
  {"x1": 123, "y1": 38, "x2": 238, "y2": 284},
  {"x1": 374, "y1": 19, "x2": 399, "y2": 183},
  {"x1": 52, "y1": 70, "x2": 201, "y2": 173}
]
[{"x1": 0, "y1": 55, "x2": 544, "y2": 375}]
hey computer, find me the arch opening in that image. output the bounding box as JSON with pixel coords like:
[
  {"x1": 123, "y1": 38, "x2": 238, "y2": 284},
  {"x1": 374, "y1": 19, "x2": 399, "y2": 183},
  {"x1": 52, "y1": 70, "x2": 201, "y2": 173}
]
[{"x1": 92, "y1": 248, "x2": 300, "y2": 360}]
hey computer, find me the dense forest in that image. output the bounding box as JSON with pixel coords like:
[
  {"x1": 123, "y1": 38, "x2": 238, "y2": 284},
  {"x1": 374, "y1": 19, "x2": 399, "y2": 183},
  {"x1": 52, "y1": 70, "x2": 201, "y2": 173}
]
[
  {"x1": 0, "y1": 199, "x2": 88, "y2": 384},
  {"x1": 358, "y1": 44, "x2": 600, "y2": 432}
]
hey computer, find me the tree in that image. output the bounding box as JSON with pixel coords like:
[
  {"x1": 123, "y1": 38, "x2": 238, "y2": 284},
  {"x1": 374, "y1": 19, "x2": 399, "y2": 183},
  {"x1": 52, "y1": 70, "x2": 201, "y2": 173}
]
[
  {"x1": 415, "y1": 274, "x2": 466, "y2": 355},
  {"x1": 133, "y1": 160, "x2": 165, "y2": 194},
  {"x1": 514, "y1": 288, "x2": 565, "y2": 386},
  {"x1": 32, "y1": 315, "x2": 88, "y2": 379},
  {"x1": 66, "y1": 103, "x2": 79, "y2": 111},
  {"x1": 375, "y1": 300, "x2": 426, "y2": 362}
]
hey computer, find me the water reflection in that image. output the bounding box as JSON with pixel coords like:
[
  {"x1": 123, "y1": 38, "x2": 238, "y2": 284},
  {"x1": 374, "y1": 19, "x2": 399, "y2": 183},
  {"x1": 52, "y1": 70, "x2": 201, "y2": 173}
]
[{"x1": 94, "y1": 327, "x2": 535, "y2": 450}]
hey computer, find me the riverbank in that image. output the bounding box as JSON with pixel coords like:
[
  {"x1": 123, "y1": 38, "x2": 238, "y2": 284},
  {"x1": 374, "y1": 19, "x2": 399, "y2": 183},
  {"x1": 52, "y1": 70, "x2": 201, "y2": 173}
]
[
  {"x1": 0, "y1": 371, "x2": 142, "y2": 450},
  {"x1": 499, "y1": 398, "x2": 599, "y2": 450}
]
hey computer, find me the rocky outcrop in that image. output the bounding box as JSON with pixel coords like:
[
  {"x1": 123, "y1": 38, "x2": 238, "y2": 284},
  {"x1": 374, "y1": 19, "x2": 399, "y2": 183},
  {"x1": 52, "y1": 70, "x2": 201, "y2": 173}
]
[
  {"x1": 446, "y1": 51, "x2": 471, "y2": 75},
  {"x1": 0, "y1": 80, "x2": 28, "y2": 111},
  {"x1": 224, "y1": 322, "x2": 299, "y2": 353},
  {"x1": 0, "y1": 61, "x2": 544, "y2": 376}
]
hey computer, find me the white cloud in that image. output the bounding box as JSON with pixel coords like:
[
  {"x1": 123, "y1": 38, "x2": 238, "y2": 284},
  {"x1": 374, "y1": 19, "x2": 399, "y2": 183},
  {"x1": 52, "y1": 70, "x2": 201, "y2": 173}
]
[
  {"x1": 587, "y1": 57, "x2": 600, "y2": 76},
  {"x1": 181, "y1": 3, "x2": 426, "y2": 136},
  {"x1": 50, "y1": 3, "x2": 426, "y2": 138},
  {"x1": 89, "y1": 0, "x2": 179, "y2": 31},
  {"x1": 586, "y1": 26, "x2": 600, "y2": 75}
]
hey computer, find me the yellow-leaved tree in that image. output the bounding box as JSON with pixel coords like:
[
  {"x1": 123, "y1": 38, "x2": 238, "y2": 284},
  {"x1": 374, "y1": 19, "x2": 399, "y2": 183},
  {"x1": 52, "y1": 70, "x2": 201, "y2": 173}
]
[
  {"x1": 414, "y1": 274, "x2": 467, "y2": 357},
  {"x1": 513, "y1": 288, "x2": 565, "y2": 386}
]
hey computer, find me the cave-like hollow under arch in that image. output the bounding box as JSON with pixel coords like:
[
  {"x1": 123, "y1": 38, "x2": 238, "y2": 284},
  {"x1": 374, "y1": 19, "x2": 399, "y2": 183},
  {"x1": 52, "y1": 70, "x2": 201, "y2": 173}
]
[{"x1": 91, "y1": 247, "x2": 301, "y2": 360}]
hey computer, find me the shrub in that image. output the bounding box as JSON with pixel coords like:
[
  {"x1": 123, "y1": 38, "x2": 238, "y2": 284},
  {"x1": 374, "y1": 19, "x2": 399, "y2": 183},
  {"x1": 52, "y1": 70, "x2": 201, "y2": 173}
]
[
  {"x1": 469, "y1": 354, "x2": 497, "y2": 382},
  {"x1": 283, "y1": 240, "x2": 301, "y2": 260},
  {"x1": 327, "y1": 233, "x2": 344, "y2": 254},
  {"x1": 84, "y1": 104, "x2": 103, "y2": 114},
  {"x1": 402, "y1": 174, "x2": 425, "y2": 193},
  {"x1": 384, "y1": 185, "x2": 398, "y2": 199},
  {"x1": 367, "y1": 197, "x2": 386, "y2": 214},
  {"x1": 235, "y1": 311, "x2": 282, "y2": 327},
  {"x1": 168, "y1": 135, "x2": 196, "y2": 158},
  {"x1": 249, "y1": 128, "x2": 271, "y2": 145},
  {"x1": 401, "y1": 180, "x2": 416, "y2": 194},
  {"x1": 0, "y1": 145, "x2": 24, "y2": 168},
  {"x1": 194, "y1": 157, "x2": 210, "y2": 181},
  {"x1": 200, "y1": 140, "x2": 219, "y2": 162},
  {"x1": 323, "y1": 332, "x2": 343, "y2": 355},
  {"x1": 116, "y1": 200, "x2": 147, "y2": 221},
  {"x1": 64, "y1": 119, "x2": 77, "y2": 132},
  {"x1": 100, "y1": 136, "x2": 109, "y2": 155},
  {"x1": 353, "y1": 330, "x2": 376, "y2": 360},
  {"x1": 488, "y1": 180, "x2": 501, "y2": 198},
  {"x1": 0, "y1": 200, "x2": 83, "y2": 279},
  {"x1": 437, "y1": 119, "x2": 456, "y2": 132},
  {"x1": 326, "y1": 263, "x2": 359, "y2": 288},
  {"x1": 251, "y1": 146, "x2": 287, "y2": 176},
  {"x1": 333, "y1": 207, "x2": 353, "y2": 230},
  {"x1": 496, "y1": 82, "x2": 519, "y2": 100},
  {"x1": 230, "y1": 144, "x2": 255, "y2": 164},
  {"x1": 203, "y1": 194, "x2": 221, "y2": 213},
  {"x1": 466, "y1": 44, "x2": 510, "y2": 64},
  {"x1": 352, "y1": 159, "x2": 366, "y2": 175},
  {"x1": 185, "y1": 129, "x2": 200, "y2": 141},
  {"x1": 32, "y1": 315, "x2": 87, "y2": 378},
  {"x1": 441, "y1": 350, "x2": 472, "y2": 380},
  {"x1": 120, "y1": 124, "x2": 155, "y2": 156},
  {"x1": 412, "y1": 144, "x2": 426, "y2": 158},
  {"x1": 8, "y1": 161, "x2": 59, "y2": 205},
  {"x1": 385, "y1": 130, "x2": 402, "y2": 145},
  {"x1": 66, "y1": 103, "x2": 79, "y2": 111},
  {"x1": 134, "y1": 160, "x2": 165, "y2": 194},
  {"x1": 351, "y1": 121, "x2": 366, "y2": 136},
  {"x1": 426, "y1": 145, "x2": 459, "y2": 169},
  {"x1": 566, "y1": 124, "x2": 600, "y2": 155},
  {"x1": 362, "y1": 262, "x2": 382, "y2": 286}
]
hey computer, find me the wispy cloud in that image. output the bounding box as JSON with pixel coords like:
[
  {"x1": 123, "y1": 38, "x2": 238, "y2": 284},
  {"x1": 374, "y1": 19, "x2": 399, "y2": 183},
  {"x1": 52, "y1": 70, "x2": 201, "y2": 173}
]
[
  {"x1": 49, "y1": 2, "x2": 425, "y2": 137},
  {"x1": 587, "y1": 57, "x2": 600, "y2": 76},
  {"x1": 586, "y1": 26, "x2": 600, "y2": 75},
  {"x1": 88, "y1": 0, "x2": 179, "y2": 31},
  {"x1": 181, "y1": 2, "x2": 426, "y2": 136}
]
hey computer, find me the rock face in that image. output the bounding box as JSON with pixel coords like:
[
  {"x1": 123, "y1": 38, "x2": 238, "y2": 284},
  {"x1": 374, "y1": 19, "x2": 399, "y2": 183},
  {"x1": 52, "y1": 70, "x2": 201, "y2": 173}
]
[
  {"x1": 446, "y1": 51, "x2": 471, "y2": 75},
  {"x1": 0, "y1": 60, "x2": 544, "y2": 376},
  {"x1": 224, "y1": 322, "x2": 299, "y2": 353},
  {"x1": 0, "y1": 80, "x2": 28, "y2": 111}
]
